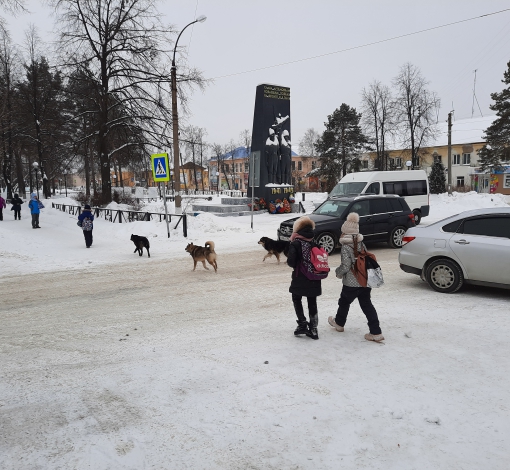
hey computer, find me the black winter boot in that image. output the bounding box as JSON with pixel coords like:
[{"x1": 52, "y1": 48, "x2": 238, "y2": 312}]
[
  {"x1": 294, "y1": 320, "x2": 309, "y2": 336},
  {"x1": 306, "y1": 314, "x2": 319, "y2": 340}
]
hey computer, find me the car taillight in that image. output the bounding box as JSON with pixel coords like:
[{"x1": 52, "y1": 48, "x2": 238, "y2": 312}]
[
  {"x1": 402, "y1": 236, "x2": 415, "y2": 245},
  {"x1": 408, "y1": 214, "x2": 415, "y2": 221}
]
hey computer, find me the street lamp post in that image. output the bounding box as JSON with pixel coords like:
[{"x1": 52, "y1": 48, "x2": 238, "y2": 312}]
[
  {"x1": 32, "y1": 162, "x2": 39, "y2": 199},
  {"x1": 171, "y1": 15, "x2": 207, "y2": 214},
  {"x1": 63, "y1": 172, "x2": 68, "y2": 197}
]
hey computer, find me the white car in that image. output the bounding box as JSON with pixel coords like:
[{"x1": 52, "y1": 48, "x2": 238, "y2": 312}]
[{"x1": 399, "y1": 207, "x2": 510, "y2": 293}]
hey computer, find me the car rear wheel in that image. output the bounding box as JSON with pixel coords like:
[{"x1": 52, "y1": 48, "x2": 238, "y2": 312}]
[
  {"x1": 412, "y1": 210, "x2": 421, "y2": 225},
  {"x1": 425, "y1": 259, "x2": 464, "y2": 293},
  {"x1": 389, "y1": 226, "x2": 407, "y2": 249},
  {"x1": 316, "y1": 232, "x2": 336, "y2": 255}
]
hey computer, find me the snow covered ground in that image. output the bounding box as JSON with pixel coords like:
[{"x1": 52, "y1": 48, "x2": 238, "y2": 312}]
[{"x1": 1, "y1": 191, "x2": 509, "y2": 469}]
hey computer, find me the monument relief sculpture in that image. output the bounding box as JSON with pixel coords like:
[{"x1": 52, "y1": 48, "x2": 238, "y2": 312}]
[
  {"x1": 280, "y1": 129, "x2": 292, "y2": 185},
  {"x1": 265, "y1": 128, "x2": 279, "y2": 184}
]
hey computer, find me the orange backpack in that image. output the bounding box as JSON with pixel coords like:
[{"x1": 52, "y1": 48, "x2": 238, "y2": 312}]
[{"x1": 351, "y1": 247, "x2": 378, "y2": 287}]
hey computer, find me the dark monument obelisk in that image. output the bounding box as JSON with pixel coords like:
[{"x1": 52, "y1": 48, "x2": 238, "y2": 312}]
[{"x1": 248, "y1": 84, "x2": 294, "y2": 202}]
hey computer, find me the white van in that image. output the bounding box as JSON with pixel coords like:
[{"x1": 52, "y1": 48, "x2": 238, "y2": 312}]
[{"x1": 329, "y1": 170, "x2": 430, "y2": 224}]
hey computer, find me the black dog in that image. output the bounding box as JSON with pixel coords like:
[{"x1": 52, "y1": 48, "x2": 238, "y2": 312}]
[
  {"x1": 131, "y1": 234, "x2": 150, "y2": 257},
  {"x1": 258, "y1": 237, "x2": 290, "y2": 264}
]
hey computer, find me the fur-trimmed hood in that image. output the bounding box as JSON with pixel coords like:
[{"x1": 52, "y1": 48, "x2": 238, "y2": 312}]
[{"x1": 292, "y1": 216, "x2": 315, "y2": 233}]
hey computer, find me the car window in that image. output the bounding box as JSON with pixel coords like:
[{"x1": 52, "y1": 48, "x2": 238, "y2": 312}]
[
  {"x1": 313, "y1": 200, "x2": 350, "y2": 217},
  {"x1": 407, "y1": 180, "x2": 428, "y2": 196},
  {"x1": 349, "y1": 200, "x2": 370, "y2": 217},
  {"x1": 383, "y1": 181, "x2": 406, "y2": 196},
  {"x1": 369, "y1": 199, "x2": 390, "y2": 214},
  {"x1": 366, "y1": 182, "x2": 380, "y2": 194},
  {"x1": 387, "y1": 198, "x2": 403, "y2": 212},
  {"x1": 330, "y1": 182, "x2": 367, "y2": 196},
  {"x1": 442, "y1": 219, "x2": 463, "y2": 233},
  {"x1": 461, "y1": 216, "x2": 510, "y2": 238}
]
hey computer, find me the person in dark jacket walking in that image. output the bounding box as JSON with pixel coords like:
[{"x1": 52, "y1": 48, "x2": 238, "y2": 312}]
[
  {"x1": 11, "y1": 193, "x2": 24, "y2": 220},
  {"x1": 0, "y1": 195, "x2": 5, "y2": 221},
  {"x1": 328, "y1": 212, "x2": 384, "y2": 342},
  {"x1": 287, "y1": 215, "x2": 322, "y2": 340},
  {"x1": 77, "y1": 204, "x2": 94, "y2": 248},
  {"x1": 28, "y1": 193, "x2": 41, "y2": 228}
]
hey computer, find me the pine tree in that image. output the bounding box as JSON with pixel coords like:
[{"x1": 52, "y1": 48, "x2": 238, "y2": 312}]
[
  {"x1": 478, "y1": 60, "x2": 510, "y2": 172},
  {"x1": 314, "y1": 103, "x2": 369, "y2": 191},
  {"x1": 428, "y1": 160, "x2": 446, "y2": 194}
]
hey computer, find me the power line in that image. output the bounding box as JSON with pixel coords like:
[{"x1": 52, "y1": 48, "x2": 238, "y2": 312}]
[{"x1": 211, "y1": 8, "x2": 510, "y2": 80}]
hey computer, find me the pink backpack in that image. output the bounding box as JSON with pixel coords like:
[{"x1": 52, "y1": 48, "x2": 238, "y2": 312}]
[{"x1": 297, "y1": 240, "x2": 330, "y2": 280}]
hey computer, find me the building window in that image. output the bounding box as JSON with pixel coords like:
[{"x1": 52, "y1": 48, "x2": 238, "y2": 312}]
[
  {"x1": 245, "y1": 163, "x2": 249, "y2": 172},
  {"x1": 433, "y1": 154, "x2": 442, "y2": 163},
  {"x1": 298, "y1": 161, "x2": 302, "y2": 171},
  {"x1": 312, "y1": 161, "x2": 316, "y2": 170},
  {"x1": 395, "y1": 157, "x2": 402, "y2": 168},
  {"x1": 291, "y1": 161, "x2": 295, "y2": 171},
  {"x1": 462, "y1": 153, "x2": 471, "y2": 165},
  {"x1": 235, "y1": 163, "x2": 238, "y2": 172},
  {"x1": 453, "y1": 154, "x2": 461, "y2": 165},
  {"x1": 456, "y1": 176, "x2": 465, "y2": 187},
  {"x1": 504, "y1": 174, "x2": 510, "y2": 189},
  {"x1": 362, "y1": 160, "x2": 368, "y2": 169}
]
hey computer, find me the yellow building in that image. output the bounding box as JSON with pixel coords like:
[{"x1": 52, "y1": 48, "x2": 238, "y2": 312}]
[{"x1": 361, "y1": 116, "x2": 497, "y2": 191}]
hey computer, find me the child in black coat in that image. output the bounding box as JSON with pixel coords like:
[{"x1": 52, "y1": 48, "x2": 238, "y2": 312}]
[
  {"x1": 11, "y1": 193, "x2": 24, "y2": 220},
  {"x1": 287, "y1": 216, "x2": 322, "y2": 340}
]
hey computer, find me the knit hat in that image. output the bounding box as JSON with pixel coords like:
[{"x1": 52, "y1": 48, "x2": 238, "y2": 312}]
[
  {"x1": 31, "y1": 192, "x2": 37, "y2": 198},
  {"x1": 293, "y1": 215, "x2": 315, "y2": 233},
  {"x1": 84, "y1": 204, "x2": 91, "y2": 210},
  {"x1": 341, "y1": 212, "x2": 359, "y2": 235}
]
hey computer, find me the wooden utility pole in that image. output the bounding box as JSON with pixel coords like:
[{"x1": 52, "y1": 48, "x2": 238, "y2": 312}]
[{"x1": 447, "y1": 112, "x2": 452, "y2": 196}]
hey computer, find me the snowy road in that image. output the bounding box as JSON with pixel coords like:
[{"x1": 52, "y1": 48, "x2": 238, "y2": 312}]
[{"x1": 1, "y1": 245, "x2": 509, "y2": 469}]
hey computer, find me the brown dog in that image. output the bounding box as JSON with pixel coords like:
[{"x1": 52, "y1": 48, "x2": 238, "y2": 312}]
[
  {"x1": 258, "y1": 237, "x2": 290, "y2": 264},
  {"x1": 185, "y1": 241, "x2": 218, "y2": 273}
]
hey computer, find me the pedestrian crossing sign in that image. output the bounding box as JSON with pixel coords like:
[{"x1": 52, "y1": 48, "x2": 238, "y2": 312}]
[{"x1": 151, "y1": 153, "x2": 170, "y2": 182}]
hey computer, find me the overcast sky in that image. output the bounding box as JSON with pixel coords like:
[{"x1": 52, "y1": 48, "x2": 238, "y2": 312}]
[{"x1": 3, "y1": 0, "x2": 510, "y2": 154}]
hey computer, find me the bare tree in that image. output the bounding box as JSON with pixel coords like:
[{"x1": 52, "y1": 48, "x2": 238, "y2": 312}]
[
  {"x1": 182, "y1": 125, "x2": 207, "y2": 191},
  {"x1": 50, "y1": 0, "x2": 206, "y2": 203},
  {"x1": 0, "y1": 0, "x2": 26, "y2": 14},
  {"x1": 361, "y1": 81, "x2": 395, "y2": 171},
  {"x1": 211, "y1": 143, "x2": 228, "y2": 191},
  {"x1": 298, "y1": 128, "x2": 319, "y2": 157},
  {"x1": 0, "y1": 27, "x2": 19, "y2": 198},
  {"x1": 393, "y1": 63, "x2": 440, "y2": 168}
]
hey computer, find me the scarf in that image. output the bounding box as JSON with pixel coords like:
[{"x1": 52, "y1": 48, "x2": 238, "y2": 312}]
[{"x1": 290, "y1": 233, "x2": 313, "y2": 242}]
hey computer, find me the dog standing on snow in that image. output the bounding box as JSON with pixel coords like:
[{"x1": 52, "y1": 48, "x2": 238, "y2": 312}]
[
  {"x1": 185, "y1": 241, "x2": 218, "y2": 273},
  {"x1": 258, "y1": 237, "x2": 290, "y2": 264},
  {"x1": 131, "y1": 234, "x2": 150, "y2": 257}
]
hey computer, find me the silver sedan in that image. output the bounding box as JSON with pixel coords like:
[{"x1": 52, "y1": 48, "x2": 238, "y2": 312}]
[{"x1": 399, "y1": 207, "x2": 510, "y2": 293}]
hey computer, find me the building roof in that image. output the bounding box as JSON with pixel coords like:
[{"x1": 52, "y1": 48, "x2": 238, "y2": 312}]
[
  {"x1": 209, "y1": 146, "x2": 298, "y2": 162},
  {"x1": 182, "y1": 162, "x2": 205, "y2": 170}
]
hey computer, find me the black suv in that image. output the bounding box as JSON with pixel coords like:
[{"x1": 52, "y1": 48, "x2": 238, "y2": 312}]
[{"x1": 277, "y1": 194, "x2": 416, "y2": 254}]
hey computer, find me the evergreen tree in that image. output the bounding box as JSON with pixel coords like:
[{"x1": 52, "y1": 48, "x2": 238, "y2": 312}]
[
  {"x1": 314, "y1": 103, "x2": 369, "y2": 191},
  {"x1": 429, "y1": 160, "x2": 446, "y2": 194},
  {"x1": 478, "y1": 60, "x2": 510, "y2": 172}
]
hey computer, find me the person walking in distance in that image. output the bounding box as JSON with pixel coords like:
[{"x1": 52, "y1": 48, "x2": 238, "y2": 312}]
[
  {"x1": 0, "y1": 194, "x2": 5, "y2": 221},
  {"x1": 28, "y1": 193, "x2": 41, "y2": 228},
  {"x1": 328, "y1": 212, "x2": 384, "y2": 342},
  {"x1": 287, "y1": 216, "x2": 322, "y2": 340},
  {"x1": 77, "y1": 204, "x2": 94, "y2": 248},
  {"x1": 11, "y1": 193, "x2": 24, "y2": 220}
]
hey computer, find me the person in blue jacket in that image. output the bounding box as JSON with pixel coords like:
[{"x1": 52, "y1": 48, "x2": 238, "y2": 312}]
[
  {"x1": 77, "y1": 204, "x2": 94, "y2": 248},
  {"x1": 28, "y1": 193, "x2": 41, "y2": 228}
]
